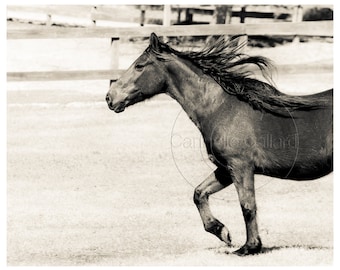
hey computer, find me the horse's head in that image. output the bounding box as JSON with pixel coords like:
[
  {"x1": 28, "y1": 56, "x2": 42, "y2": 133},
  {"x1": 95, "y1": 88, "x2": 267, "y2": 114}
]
[{"x1": 106, "y1": 33, "x2": 167, "y2": 113}]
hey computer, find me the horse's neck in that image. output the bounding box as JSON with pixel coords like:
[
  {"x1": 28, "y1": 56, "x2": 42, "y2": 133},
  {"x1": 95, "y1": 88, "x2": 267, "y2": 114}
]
[{"x1": 164, "y1": 57, "x2": 227, "y2": 129}]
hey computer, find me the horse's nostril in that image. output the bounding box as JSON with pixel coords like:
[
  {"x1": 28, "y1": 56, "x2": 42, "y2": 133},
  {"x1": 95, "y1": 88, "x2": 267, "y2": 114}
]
[{"x1": 106, "y1": 93, "x2": 111, "y2": 103}]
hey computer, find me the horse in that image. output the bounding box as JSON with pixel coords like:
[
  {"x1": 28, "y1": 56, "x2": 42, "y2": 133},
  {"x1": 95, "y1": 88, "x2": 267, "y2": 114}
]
[{"x1": 106, "y1": 33, "x2": 333, "y2": 256}]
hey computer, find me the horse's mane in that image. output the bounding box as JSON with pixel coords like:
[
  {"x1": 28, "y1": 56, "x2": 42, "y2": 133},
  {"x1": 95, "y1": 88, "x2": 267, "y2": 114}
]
[{"x1": 147, "y1": 35, "x2": 332, "y2": 116}]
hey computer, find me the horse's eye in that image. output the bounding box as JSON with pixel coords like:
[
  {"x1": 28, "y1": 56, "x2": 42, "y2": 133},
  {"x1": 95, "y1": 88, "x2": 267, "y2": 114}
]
[{"x1": 135, "y1": 64, "x2": 144, "y2": 71}]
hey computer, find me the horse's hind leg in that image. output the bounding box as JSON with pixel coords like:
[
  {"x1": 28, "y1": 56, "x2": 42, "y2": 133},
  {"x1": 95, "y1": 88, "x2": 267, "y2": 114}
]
[
  {"x1": 231, "y1": 161, "x2": 262, "y2": 256},
  {"x1": 193, "y1": 167, "x2": 233, "y2": 246}
]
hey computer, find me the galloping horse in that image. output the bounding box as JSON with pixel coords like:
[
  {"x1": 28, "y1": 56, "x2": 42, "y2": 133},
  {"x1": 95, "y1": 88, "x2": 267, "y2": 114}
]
[{"x1": 106, "y1": 33, "x2": 333, "y2": 256}]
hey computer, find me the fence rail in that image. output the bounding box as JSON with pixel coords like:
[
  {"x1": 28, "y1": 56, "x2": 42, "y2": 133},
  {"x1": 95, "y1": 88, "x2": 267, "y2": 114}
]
[
  {"x1": 7, "y1": 21, "x2": 333, "y2": 39},
  {"x1": 7, "y1": 70, "x2": 124, "y2": 82},
  {"x1": 7, "y1": 21, "x2": 333, "y2": 82},
  {"x1": 7, "y1": 63, "x2": 332, "y2": 82}
]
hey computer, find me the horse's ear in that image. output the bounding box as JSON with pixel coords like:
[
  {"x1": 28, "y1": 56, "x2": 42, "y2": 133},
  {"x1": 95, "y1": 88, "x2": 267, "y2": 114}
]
[{"x1": 150, "y1": 32, "x2": 161, "y2": 52}]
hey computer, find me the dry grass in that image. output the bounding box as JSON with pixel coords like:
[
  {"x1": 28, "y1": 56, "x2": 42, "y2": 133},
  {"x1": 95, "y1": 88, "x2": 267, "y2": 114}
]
[{"x1": 7, "y1": 93, "x2": 333, "y2": 266}]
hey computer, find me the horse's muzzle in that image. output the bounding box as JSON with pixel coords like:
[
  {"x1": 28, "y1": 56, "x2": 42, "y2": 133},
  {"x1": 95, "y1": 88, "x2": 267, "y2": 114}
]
[{"x1": 106, "y1": 93, "x2": 126, "y2": 113}]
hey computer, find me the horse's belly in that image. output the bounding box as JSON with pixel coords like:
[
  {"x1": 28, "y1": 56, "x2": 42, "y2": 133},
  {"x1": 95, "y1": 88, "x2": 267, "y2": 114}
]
[
  {"x1": 256, "y1": 110, "x2": 333, "y2": 180},
  {"x1": 257, "y1": 153, "x2": 333, "y2": 180}
]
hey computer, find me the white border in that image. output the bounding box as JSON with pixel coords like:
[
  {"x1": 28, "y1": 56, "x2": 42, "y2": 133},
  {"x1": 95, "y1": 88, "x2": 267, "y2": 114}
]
[{"x1": 2, "y1": 1, "x2": 338, "y2": 269}]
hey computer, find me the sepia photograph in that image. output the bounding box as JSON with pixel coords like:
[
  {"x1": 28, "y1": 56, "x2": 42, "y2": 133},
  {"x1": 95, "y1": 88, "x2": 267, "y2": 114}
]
[{"x1": 6, "y1": 1, "x2": 334, "y2": 266}]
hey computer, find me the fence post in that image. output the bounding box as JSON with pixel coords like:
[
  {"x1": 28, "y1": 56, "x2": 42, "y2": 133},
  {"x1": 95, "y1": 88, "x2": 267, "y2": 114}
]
[
  {"x1": 46, "y1": 14, "x2": 52, "y2": 26},
  {"x1": 177, "y1": 7, "x2": 182, "y2": 24},
  {"x1": 225, "y1": 5, "x2": 233, "y2": 24},
  {"x1": 240, "y1": 6, "x2": 246, "y2": 23},
  {"x1": 163, "y1": 5, "x2": 171, "y2": 42},
  {"x1": 91, "y1": 6, "x2": 97, "y2": 26},
  {"x1": 237, "y1": 34, "x2": 248, "y2": 52},
  {"x1": 140, "y1": 5, "x2": 146, "y2": 26},
  {"x1": 185, "y1": 9, "x2": 193, "y2": 24},
  {"x1": 110, "y1": 37, "x2": 120, "y2": 85},
  {"x1": 163, "y1": 5, "x2": 171, "y2": 26},
  {"x1": 292, "y1": 5, "x2": 303, "y2": 43},
  {"x1": 237, "y1": 5, "x2": 248, "y2": 52}
]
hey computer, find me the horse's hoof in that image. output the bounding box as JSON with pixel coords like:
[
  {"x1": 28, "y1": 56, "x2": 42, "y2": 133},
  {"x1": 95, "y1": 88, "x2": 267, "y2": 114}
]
[
  {"x1": 233, "y1": 244, "x2": 262, "y2": 256},
  {"x1": 220, "y1": 227, "x2": 232, "y2": 247}
]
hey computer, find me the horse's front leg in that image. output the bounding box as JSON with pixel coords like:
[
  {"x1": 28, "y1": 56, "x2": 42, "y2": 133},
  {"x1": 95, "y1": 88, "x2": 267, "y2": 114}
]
[
  {"x1": 230, "y1": 160, "x2": 262, "y2": 256},
  {"x1": 193, "y1": 167, "x2": 233, "y2": 246}
]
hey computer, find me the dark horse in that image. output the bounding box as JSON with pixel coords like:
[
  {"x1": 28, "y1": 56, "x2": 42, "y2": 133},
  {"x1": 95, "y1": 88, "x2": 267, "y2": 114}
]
[{"x1": 106, "y1": 33, "x2": 333, "y2": 256}]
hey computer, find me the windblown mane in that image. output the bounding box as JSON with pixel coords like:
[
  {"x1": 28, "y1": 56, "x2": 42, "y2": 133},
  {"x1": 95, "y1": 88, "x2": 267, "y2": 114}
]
[{"x1": 147, "y1": 36, "x2": 332, "y2": 116}]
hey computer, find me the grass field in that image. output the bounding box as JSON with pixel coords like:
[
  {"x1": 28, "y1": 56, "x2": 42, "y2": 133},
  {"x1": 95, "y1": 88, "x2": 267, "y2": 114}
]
[
  {"x1": 7, "y1": 91, "x2": 333, "y2": 266},
  {"x1": 7, "y1": 21, "x2": 333, "y2": 266}
]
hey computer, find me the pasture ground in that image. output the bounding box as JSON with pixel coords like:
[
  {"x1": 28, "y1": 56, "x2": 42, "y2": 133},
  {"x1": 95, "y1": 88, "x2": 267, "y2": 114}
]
[{"x1": 7, "y1": 23, "x2": 333, "y2": 266}]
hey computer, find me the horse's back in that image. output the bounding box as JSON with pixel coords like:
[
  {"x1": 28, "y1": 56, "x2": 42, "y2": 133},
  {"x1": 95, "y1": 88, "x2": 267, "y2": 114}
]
[{"x1": 302, "y1": 88, "x2": 333, "y2": 106}]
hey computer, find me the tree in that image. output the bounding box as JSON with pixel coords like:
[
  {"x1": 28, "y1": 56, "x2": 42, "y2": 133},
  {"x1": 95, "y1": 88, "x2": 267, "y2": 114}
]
[{"x1": 212, "y1": 5, "x2": 233, "y2": 24}]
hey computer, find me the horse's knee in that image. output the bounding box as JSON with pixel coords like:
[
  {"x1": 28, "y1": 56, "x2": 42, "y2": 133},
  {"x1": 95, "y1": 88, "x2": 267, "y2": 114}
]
[
  {"x1": 241, "y1": 204, "x2": 257, "y2": 222},
  {"x1": 193, "y1": 187, "x2": 207, "y2": 205},
  {"x1": 193, "y1": 187, "x2": 202, "y2": 205}
]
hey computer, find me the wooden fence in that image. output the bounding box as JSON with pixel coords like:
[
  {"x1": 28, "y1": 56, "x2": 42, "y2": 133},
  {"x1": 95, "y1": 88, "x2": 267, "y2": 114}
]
[
  {"x1": 91, "y1": 5, "x2": 299, "y2": 26},
  {"x1": 7, "y1": 5, "x2": 301, "y2": 28},
  {"x1": 7, "y1": 21, "x2": 333, "y2": 82}
]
